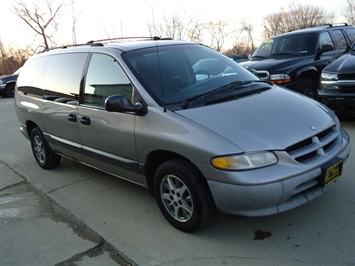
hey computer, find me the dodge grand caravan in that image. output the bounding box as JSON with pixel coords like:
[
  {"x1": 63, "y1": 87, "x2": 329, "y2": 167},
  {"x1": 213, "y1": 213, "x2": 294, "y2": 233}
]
[{"x1": 15, "y1": 38, "x2": 351, "y2": 232}]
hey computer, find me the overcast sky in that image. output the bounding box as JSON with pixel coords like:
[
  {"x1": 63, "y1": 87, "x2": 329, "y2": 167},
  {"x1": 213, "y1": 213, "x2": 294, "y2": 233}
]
[{"x1": 0, "y1": 0, "x2": 347, "y2": 50}]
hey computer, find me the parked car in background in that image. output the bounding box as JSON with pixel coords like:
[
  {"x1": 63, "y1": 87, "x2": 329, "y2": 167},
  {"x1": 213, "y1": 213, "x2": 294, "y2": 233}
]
[
  {"x1": 14, "y1": 38, "x2": 351, "y2": 232},
  {"x1": 319, "y1": 43, "x2": 355, "y2": 116},
  {"x1": 0, "y1": 68, "x2": 21, "y2": 98},
  {"x1": 226, "y1": 54, "x2": 249, "y2": 63},
  {"x1": 240, "y1": 24, "x2": 355, "y2": 99}
]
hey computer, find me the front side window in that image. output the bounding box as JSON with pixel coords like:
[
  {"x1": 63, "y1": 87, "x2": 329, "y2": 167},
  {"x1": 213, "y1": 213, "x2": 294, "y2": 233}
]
[
  {"x1": 319, "y1": 32, "x2": 334, "y2": 50},
  {"x1": 84, "y1": 53, "x2": 133, "y2": 106}
]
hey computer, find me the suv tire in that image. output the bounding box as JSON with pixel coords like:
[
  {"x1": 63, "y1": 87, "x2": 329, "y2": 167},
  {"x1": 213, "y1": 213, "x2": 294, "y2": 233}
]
[
  {"x1": 154, "y1": 158, "x2": 215, "y2": 232},
  {"x1": 297, "y1": 79, "x2": 317, "y2": 99},
  {"x1": 30, "y1": 127, "x2": 61, "y2": 169}
]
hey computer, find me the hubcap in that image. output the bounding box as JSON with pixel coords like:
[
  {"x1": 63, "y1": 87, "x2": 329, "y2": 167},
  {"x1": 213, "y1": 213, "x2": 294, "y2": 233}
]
[
  {"x1": 160, "y1": 175, "x2": 193, "y2": 222},
  {"x1": 33, "y1": 135, "x2": 46, "y2": 164}
]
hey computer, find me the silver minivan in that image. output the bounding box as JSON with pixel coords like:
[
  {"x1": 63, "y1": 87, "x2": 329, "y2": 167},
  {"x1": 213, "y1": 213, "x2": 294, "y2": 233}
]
[{"x1": 15, "y1": 39, "x2": 351, "y2": 232}]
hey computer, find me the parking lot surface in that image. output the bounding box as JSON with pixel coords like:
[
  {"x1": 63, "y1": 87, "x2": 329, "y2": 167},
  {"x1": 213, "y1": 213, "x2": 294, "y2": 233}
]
[{"x1": 1, "y1": 97, "x2": 354, "y2": 265}]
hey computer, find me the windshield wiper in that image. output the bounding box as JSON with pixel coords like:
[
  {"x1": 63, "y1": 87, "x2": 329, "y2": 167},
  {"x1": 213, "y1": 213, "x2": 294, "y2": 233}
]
[
  {"x1": 251, "y1": 55, "x2": 269, "y2": 59},
  {"x1": 271, "y1": 52, "x2": 300, "y2": 56},
  {"x1": 183, "y1": 80, "x2": 268, "y2": 109}
]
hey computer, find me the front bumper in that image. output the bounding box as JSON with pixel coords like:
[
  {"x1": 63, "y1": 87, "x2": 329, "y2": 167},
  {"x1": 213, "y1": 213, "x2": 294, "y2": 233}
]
[
  {"x1": 201, "y1": 129, "x2": 351, "y2": 217},
  {"x1": 318, "y1": 89, "x2": 355, "y2": 115}
]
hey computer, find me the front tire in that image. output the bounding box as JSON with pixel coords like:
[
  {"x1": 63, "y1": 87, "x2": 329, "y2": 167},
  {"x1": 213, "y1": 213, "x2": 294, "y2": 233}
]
[
  {"x1": 154, "y1": 158, "x2": 215, "y2": 232},
  {"x1": 30, "y1": 127, "x2": 61, "y2": 169},
  {"x1": 297, "y1": 79, "x2": 317, "y2": 99}
]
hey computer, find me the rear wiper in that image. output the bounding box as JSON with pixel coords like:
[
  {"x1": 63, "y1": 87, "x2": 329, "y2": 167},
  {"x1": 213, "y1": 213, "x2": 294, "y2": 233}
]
[{"x1": 183, "y1": 81, "x2": 257, "y2": 109}]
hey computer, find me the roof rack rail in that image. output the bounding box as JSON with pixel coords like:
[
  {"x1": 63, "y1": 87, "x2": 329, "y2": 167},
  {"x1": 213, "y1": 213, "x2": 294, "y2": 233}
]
[
  {"x1": 39, "y1": 36, "x2": 173, "y2": 53},
  {"x1": 323, "y1": 23, "x2": 349, "y2": 27},
  {"x1": 86, "y1": 36, "x2": 172, "y2": 45}
]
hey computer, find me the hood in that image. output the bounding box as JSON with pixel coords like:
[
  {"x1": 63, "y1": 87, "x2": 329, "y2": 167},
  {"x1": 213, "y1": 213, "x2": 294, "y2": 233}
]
[
  {"x1": 240, "y1": 56, "x2": 313, "y2": 73},
  {"x1": 323, "y1": 54, "x2": 355, "y2": 73},
  {"x1": 177, "y1": 86, "x2": 335, "y2": 152}
]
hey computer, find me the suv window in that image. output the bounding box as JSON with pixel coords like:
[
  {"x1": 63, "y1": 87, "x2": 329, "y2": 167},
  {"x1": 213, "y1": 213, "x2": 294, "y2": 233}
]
[
  {"x1": 319, "y1": 32, "x2": 334, "y2": 50},
  {"x1": 84, "y1": 53, "x2": 133, "y2": 106},
  {"x1": 345, "y1": 28, "x2": 355, "y2": 44},
  {"x1": 330, "y1": 29, "x2": 348, "y2": 49}
]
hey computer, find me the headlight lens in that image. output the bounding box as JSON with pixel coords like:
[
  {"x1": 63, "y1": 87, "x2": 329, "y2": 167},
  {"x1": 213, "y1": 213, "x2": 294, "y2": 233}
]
[
  {"x1": 321, "y1": 72, "x2": 338, "y2": 81},
  {"x1": 269, "y1": 74, "x2": 292, "y2": 84},
  {"x1": 211, "y1": 152, "x2": 278, "y2": 170}
]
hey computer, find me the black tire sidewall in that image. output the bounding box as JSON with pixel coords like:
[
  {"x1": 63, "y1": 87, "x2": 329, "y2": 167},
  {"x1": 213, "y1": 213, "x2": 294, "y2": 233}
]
[
  {"x1": 154, "y1": 159, "x2": 214, "y2": 232},
  {"x1": 30, "y1": 128, "x2": 60, "y2": 169}
]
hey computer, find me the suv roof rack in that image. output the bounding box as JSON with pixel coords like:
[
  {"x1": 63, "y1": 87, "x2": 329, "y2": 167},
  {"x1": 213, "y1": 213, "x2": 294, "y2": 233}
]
[
  {"x1": 40, "y1": 36, "x2": 172, "y2": 53},
  {"x1": 323, "y1": 23, "x2": 349, "y2": 27}
]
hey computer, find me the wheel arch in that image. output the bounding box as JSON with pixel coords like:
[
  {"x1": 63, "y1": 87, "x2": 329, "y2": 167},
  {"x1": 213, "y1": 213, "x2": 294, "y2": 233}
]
[
  {"x1": 295, "y1": 66, "x2": 319, "y2": 84},
  {"x1": 143, "y1": 150, "x2": 205, "y2": 197}
]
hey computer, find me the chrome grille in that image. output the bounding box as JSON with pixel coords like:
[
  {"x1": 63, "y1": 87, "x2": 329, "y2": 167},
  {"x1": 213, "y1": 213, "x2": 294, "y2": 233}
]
[{"x1": 286, "y1": 126, "x2": 338, "y2": 163}]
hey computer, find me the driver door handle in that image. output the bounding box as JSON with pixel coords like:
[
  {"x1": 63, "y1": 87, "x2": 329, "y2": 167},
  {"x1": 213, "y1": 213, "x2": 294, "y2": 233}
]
[{"x1": 80, "y1": 115, "x2": 91, "y2": 125}]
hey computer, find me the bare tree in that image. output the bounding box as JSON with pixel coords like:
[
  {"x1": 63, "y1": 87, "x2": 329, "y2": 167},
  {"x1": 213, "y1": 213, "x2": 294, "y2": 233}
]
[
  {"x1": 263, "y1": 1, "x2": 335, "y2": 38},
  {"x1": 147, "y1": 11, "x2": 193, "y2": 40},
  {"x1": 186, "y1": 20, "x2": 205, "y2": 43},
  {"x1": 343, "y1": 0, "x2": 355, "y2": 25},
  {"x1": 0, "y1": 39, "x2": 30, "y2": 75},
  {"x1": 12, "y1": 0, "x2": 65, "y2": 50},
  {"x1": 206, "y1": 20, "x2": 229, "y2": 52}
]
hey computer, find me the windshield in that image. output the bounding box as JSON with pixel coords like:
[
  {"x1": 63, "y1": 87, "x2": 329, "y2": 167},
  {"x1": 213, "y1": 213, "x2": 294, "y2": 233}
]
[
  {"x1": 252, "y1": 33, "x2": 317, "y2": 59},
  {"x1": 122, "y1": 44, "x2": 259, "y2": 107}
]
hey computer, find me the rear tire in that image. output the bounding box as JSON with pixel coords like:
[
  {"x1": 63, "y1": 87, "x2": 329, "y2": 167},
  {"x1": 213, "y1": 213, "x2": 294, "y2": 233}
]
[
  {"x1": 30, "y1": 127, "x2": 61, "y2": 169},
  {"x1": 154, "y1": 158, "x2": 215, "y2": 232}
]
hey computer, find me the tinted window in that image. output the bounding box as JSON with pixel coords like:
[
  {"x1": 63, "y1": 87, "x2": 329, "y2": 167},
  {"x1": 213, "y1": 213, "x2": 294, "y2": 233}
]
[
  {"x1": 345, "y1": 28, "x2": 355, "y2": 44},
  {"x1": 84, "y1": 53, "x2": 133, "y2": 106},
  {"x1": 17, "y1": 56, "x2": 47, "y2": 96},
  {"x1": 319, "y1": 32, "x2": 334, "y2": 50},
  {"x1": 330, "y1": 29, "x2": 348, "y2": 49},
  {"x1": 44, "y1": 53, "x2": 87, "y2": 99}
]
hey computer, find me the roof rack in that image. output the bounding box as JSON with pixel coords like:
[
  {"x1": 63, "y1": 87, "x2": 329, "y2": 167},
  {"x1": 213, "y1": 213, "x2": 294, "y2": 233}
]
[
  {"x1": 40, "y1": 36, "x2": 172, "y2": 53},
  {"x1": 323, "y1": 23, "x2": 349, "y2": 27}
]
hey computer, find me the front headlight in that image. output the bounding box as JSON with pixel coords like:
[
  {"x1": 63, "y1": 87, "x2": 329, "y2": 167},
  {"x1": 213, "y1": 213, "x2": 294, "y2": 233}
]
[
  {"x1": 0, "y1": 79, "x2": 3, "y2": 85},
  {"x1": 269, "y1": 74, "x2": 292, "y2": 84},
  {"x1": 321, "y1": 72, "x2": 338, "y2": 82},
  {"x1": 211, "y1": 151, "x2": 278, "y2": 170}
]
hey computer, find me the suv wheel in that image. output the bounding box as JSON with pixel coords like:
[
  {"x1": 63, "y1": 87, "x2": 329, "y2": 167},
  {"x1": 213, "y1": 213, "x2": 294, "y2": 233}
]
[
  {"x1": 30, "y1": 127, "x2": 61, "y2": 169},
  {"x1": 297, "y1": 79, "x2": 317, "y2": 99},
  {"x1": 153, "y1": 158, "x2": 215, "y2": 232},
  {"x1": 5, "y1": 84, "x2": 15, "y2": 97}
]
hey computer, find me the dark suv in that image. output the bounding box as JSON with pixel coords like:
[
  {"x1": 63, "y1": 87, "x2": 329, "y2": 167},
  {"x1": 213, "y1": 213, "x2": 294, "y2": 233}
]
[
  {"x1": 0, "y1": 68, "x2": 21, "y2": 98},
  {"x1": 319, "y1": 43, "x2": 355, "y2": 116},
  {"x1": 240, "y1": 24, "x2": 355, "y2": 98}
]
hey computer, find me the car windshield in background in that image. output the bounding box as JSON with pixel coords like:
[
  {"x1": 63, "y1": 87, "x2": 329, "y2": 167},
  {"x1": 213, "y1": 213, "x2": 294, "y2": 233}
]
[
  {"x1": 251, "y1": 33, "x2": 317, "y2": 59},
  {"x1": 122, "y1": 44, "x2": 259, "y2": 108}
]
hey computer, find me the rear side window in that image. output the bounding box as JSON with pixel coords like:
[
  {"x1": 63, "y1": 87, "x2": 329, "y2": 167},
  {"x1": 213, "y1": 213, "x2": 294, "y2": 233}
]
[
  {"x1": 17, "y1": 56, "x2": 47, "y2": 97},
  {"x1": 84, "y1": 53, "x2": 133, "y2": 106},
  {"x1": 330, "y1": 29, "x2": 348, "y2": 50},
  {"x1": 345, "y1": 28, "x2": 355, "y2": 44},
  {"x1": 44, "y1": 53, "x2": 87, "y2": 99},
  {"x1": 17, "y1": 52, "x2": 87, "y2": 99}
]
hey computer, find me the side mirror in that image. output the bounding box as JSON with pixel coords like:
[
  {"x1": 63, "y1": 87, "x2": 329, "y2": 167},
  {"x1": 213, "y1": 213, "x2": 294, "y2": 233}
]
[
  {"x1": 105, "y1": 94, "x2": 147, "y2": 115},
  {"x1": 318, "y1": 44, "x2": 333, "y2": 55}
]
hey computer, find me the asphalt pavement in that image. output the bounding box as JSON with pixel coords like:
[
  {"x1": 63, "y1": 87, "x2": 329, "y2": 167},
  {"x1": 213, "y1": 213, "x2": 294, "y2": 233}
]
[{"x1": 1, "y1": 97, "x2": 354, "y2": 265}]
